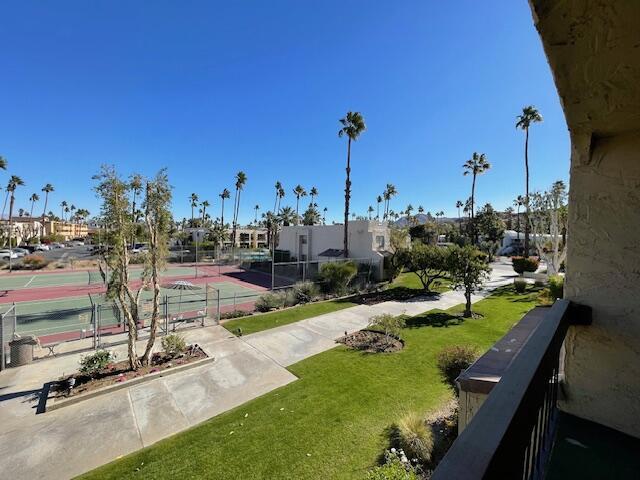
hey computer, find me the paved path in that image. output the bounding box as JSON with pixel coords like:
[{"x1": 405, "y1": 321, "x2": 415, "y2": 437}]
[{"x1": 0, "y1": 260, "x2": 517, "y2": 479}]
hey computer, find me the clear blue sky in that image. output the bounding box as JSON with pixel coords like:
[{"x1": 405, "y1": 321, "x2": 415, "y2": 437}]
[{"x1": 1, "y1": 1, "x2": 569, "y2": 224}]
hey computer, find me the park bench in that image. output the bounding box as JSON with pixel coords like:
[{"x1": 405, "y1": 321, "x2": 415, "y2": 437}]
[{"x1": 169, "y1": 311, "x2": 207, "y2": 331}]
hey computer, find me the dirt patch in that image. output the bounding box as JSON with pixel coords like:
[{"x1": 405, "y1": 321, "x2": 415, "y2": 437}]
[
  {"x1": 338, "y1": 330, "x2": 404, "y2": 353},
  {"x1": 53, "y1": 345, "x2": 207, "y2": 398}
]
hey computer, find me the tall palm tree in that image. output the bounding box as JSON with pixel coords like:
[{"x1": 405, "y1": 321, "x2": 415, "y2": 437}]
[
  {"x1": 232, "y1": 171, "x2": 247, "y2": 246},
  {"x1": 198, "y1": 200, "x2": 209, "y2": 225},
  {"x1": 376, "y1": 195, "x2": 383, "y2": 220},
  {"x1": 383, "y1": 183, "x2": 397, "y2": 219},
  {"x1": 367, "y1": 205, "x2": 374, "y2": 220},
  {"x1": 513, "y1": 195, "x2": 525, "y2": 240},
  {"x1": 278, "y1": 206, "x2": 296, "y2": 226},
  {"x1": 0, "y1": 156, "x2": 7, "y2": 219},
  {"x1": 456, "y1": 200, "x2": 464, "y2": 232},
  {"x1": 309, "y1": 186, "x2": 319, "y2": 206},
  {"x1": 323, "y1": 207, "x2": 328, "y2": 225},
  {"x1": 254, "y1": 204, "x2": 260, "y2": 224},
  {"x1": 338, "y1": 111, "x2": 366, "y2": 257},
  {"x1": 189, "y1": 193, "x2": 199, "y2": 226},
  {"x1": 463, "y1": 152, "x2": 491, "y2": 244},
  {"x1": 7, "y1": 176, "x2": 24, "y2": 257},
  {"x1": 70, "y1": 204, "x2": 77, "y2": 223},
  {"x1": 29, "y1": 193, "x2": 39, "y2": 217},
  {"x1": 406, "y1": 204, "x2": 414, "y2": 225},
  {"x1": 516, "y1": 106, "x2": 543, "y2": 257},
  {"x1": 219, "y1": 188, "x2": 231, "y2": 227},
  {"x1": 293, "y1": 184, "x2": 307, "y2": 218},
  {"x1": 60, "y1": 200, "x2": 68, "y2": 221},
  {"x1": 273, "y1": 181, "x2": 283, "y2": 212},
  {"x1": 41, "y1": 183, "x2": 54, "y2": 217}
]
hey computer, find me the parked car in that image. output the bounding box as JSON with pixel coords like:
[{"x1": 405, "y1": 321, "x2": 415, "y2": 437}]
[
  {"x1": 12, "y1": 248, "x2": 29, "y2": 257},
  {"x1": 0, "y1": 249, "x2": 18, "y2": 260},
  {"x1": 33, "y1": 244, "x2": 50, "y2": 251}
]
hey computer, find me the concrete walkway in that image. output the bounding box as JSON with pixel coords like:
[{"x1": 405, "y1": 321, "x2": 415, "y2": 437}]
[{"x1": 0, "y1": 259, "x2": 517, "y2": 479}]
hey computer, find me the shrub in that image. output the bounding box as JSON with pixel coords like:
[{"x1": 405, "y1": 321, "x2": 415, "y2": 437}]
[
  {"x1": 369, "y1": 314, "x2": 406, "y2": 344},
  {"x1": 161, "y1": 334, "x2": 187, "y2": 357},
  {"x1": 437, "y1": 345, "x2": 478, "y2": 390},
  {"x1": 511, "y1": 256, "x2": 539, "y2": 274},
  {"x1": 79, "y1": 350, "x2": 114, "y2": 377},
  {"x1": 318, "y1": 261, "x2": 357, "y2": 295},
  {"x1": 365, "y1": 450, "x2": 419, "y2": 480},
  {"x1": 394, "y1": 412, "x2": 434, "y2": 465},
  {"x1": 220, "y1": 310, "x2": 251, "y2": 320},
  {"x1": 291, "y1": 281, "x2": 318, "y2": 304},
  {"x1": 21, "y1": 254, "x2": 49, "y2": 270},
  {"x1": 255, "y1": 291, "x2": 285, "y2": 312},
  {"x1": 514, "y1": 278, "x2": 527, "y2": 293},
  {"x1": 548, "y1": 274, "x2": 564, "y2": 299}
]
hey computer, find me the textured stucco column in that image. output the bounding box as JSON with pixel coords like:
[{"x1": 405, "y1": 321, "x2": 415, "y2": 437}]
[{"x1": 562, "y1": 131, "x2": 640, "y2": 438}]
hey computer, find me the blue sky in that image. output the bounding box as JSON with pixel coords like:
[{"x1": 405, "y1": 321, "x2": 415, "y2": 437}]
[{"x1": 0, "y1": 1, "x2": 569, "y2": 224}]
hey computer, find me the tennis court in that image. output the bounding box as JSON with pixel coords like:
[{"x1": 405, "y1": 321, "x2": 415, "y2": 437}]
[
  {"x1": 3, "y1": 280, "x2": 262, "y2": 340},
  {"x1": 0, "y1": 265, "x2": 201, "y2": 290}
]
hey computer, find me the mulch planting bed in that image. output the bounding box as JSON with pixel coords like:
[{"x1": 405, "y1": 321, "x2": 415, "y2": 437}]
[
  {"x1": 53, "y1": 345, "x2": 207, "y2": 398},
  {"x1": 337, "y1": 330, "x2": 404, "y2": 353}
]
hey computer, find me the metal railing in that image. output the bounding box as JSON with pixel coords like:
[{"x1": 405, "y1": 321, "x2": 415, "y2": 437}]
[
  {"x1": 0, "y1": 304, "x2": 17, "y2": 370},
  {"x1": 432, "y1": 299, "x2": 592, "y2": 480}
]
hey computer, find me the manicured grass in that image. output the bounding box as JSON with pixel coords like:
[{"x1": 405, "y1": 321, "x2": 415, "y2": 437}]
[
  {"x1": 390, "y1": 271, "x2": 451, "y2": 293},
  {"x1": 222, "y1": 298, "x2": 357, "y2": 335},
  {"x1": 81, "y1": 287, "x2": 538, "y2": 480}
]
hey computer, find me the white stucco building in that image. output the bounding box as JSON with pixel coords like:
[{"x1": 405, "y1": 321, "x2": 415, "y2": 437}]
[{"x1": 276, "y1": 220, "x2": 390, "y2": 280}]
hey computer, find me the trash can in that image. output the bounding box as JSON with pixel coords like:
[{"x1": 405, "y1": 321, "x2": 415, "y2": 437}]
[{"x1": 9, "y1": 335, "x2": 38, "y2": 367}]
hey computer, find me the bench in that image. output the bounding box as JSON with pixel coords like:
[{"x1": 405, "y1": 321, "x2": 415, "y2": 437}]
[{"x1": 168, "y1": 311, "x2": 207, "y2": 331}]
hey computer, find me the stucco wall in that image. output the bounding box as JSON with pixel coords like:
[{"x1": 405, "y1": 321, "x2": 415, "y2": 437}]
[{"x1": 562, "y1": 131, "x2": 640, "y2": 438}]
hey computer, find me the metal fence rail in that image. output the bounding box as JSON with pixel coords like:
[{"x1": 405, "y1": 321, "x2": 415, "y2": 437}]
[{"x1": 0, "y1": 304, "x2": 17, "y2": 370}]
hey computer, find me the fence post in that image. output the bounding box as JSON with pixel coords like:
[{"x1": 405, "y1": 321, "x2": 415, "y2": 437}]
[
  {"x1": 216, "y1": 290, "x2": 221, "y2": 324},
  {"x1": 92, "y1": 303, "x2": 98, "y2": 350},
  {"x1": 12, "y1": 302, "x2": 17, "y2": 335},
  {"x1": 0, "y1": 311, "x2": 4, "y2": 371},
  {"x1": 164, "y1": 295, "x2": 169, "y2": 334},
  {"x1": 233, "y1": 292, "x2": 237, "y2": 310},
  {"x1": 302, "y1": 262, "x2": 306, "y2": 282}
]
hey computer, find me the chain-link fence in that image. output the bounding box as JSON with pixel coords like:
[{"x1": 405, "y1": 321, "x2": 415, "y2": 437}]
[{"x1": 1, "y1": 304, "x2": 17, "y2": 370}]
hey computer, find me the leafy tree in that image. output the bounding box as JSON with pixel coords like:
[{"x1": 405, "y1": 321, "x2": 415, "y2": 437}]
[
  {"x1": 475, "y1": 203, "x2": 505, "y2": 243},
  {"x1": 463, "y1": 152, "x2": 491, "y2": 244},
  {"x1": 516, "y1": 105, "x2": 543, "y2": 257},
  {"x1": 447, "y1": 245, "x2": 491, "y2": 317},
  {"x1": 338, "y1": 111, "x2": 366, "y2": 257},
  {"x1": 397, "y1": 243, "x2": 449, "y2": 292},
  {"x1": 302, "y1": 204, "x2": 321, "y2": 225},
  {"x1": 529, "y1": 180, "x2": 568, "y2": 275},
  {"x1": 408, "y1": 223, "x2": 438, "y2": 246}
]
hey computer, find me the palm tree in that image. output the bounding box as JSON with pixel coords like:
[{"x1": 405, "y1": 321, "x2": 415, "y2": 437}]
[
  {"x1": 254, "y1": 204, "x2": 260, "y2": 224},
  {"x1": 309, "y1": 186, "x2": 319, "y2": 206},
  {"x1": 7, "y1": 176, "x2": 24, "y2": 257},
  {"x1": 232, "y1": 171, "x2": 247, "y2": 246},
  {"x1": 293, "y1": 185, "x2": 307, "y2": 218},
  {"x1": 219, "y1": 188, "x2": 231, "y2": 227},
  {"x1": 0, "y1": 156, "x2": 7, "y2": 171},
  {"x1": 456, "y1": 200, "x2": 464, "y2": 232},
  {"x1": 323, "y1": 207, "x2": 328, "y2": 225},
  {"x1": 60, "y1": 200, "x2": 68, "y2": 221},
  {"x1": 463, "y1": 152, "x2": 491, "y2": 244},
  {"x1": 376, "y1": 195, "x2": 383, "y2": 220},
  {"x1": 201, "y1": 200, "x2": 210, "y2": 224},
  {"x1": 516, "y1": 106, "x2": 543, "y2": 257},
  {"x1": 513, "y1": 195, "x2": 525, "y2": 240},
  {"x1": 383, "y1": 183, "x2": 398, "y2": 219},
  {"x1": 29, "y1": 193, "x2": 39, "y2": 217},
  {"x1": 70, "y1": 204, "x2": 77, "y2": 223},
  {"x1": 406, "y1": 204, "x2": 414, "y2": 225},
  {"x1": 41, "y1": 183, "x2": 54, "y2": 217},
  {"x1": 367, "y1": 205, "x2": 374, "y2": 220},
  {"x1": 338, "y1": 111, "x2": 366, "y2": 257},
  {"x1": 278, "y1": 206, "x2": 296, "y2": 226},
  {"x1": 189, "y1": 193, "x2": 199, "y2": 226},
  {"x1": 273, "y1": 181, "x2": 283, "y2": 212}
]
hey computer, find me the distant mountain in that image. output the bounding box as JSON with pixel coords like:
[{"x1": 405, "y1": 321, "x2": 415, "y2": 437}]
[{"x1": 393, "y1": 214, "x2": 457, "y2": 227}]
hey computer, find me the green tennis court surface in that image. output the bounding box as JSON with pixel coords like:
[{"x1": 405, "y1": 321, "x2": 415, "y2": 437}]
[
  {"x1": 0, "y1": 266, "x2": 201, "y2": 290},
  {"x1": 6, "y1": 281, "x2": 261, "y2": 338}
]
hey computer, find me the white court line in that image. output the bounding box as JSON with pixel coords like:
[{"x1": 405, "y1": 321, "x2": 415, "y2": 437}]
[{"x1": 23, "y1": 276, "x2": 36, "y2": 288}]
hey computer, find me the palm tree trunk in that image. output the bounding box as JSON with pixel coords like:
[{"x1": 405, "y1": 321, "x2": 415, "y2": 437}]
[
  {"x1": 8, "y1": 194, "x2": 15, "y2": 268},
  {"x1": 274, "y1": 193, "x2": 278, "y2": 213},
  {"x1": 524, "y1": 128, "x2": 531, "y2": 258},
  {"x1": 42, "y1": 193, "x2": 48, "y2": 217},
  {"x1": 220, "y1": 198, "x2": 225, "y2": 226},
  {"x1": 471, "y1": 174, "x2": 477, "y2": 244},
  {"x1": 1, "y1": 191, "x2": 9, "y2": 219},
  {"x1": 343, "y1": 137, "x2": 352, "y2": 257}
]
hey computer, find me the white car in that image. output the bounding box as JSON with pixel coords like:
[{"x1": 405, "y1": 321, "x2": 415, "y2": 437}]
[
  {"x1": 0, "y1": 249, "x2": 18, "y2": 260},
  {"x1": 50, "y1": 242, "x2": 65, "y2": 249},
  {"x1": 34, "y1": 244, "x2": 50, "y2": 251},
  {"x1": 12, "y1": 248, "x2": 28, "y2": 257}
]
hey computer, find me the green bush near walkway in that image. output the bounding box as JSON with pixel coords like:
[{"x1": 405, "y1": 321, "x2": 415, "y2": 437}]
[{"x1": 81, "y1": 287, "x2": 538, "y2": 480}]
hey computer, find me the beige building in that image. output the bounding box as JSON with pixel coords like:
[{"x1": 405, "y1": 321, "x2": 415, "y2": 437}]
[
  {"x1": 1, "y1": 217, "x2": 89, "y2": 244},
  {"x1": 433, "y1": 2, "x2": 640, "y2": 478},
  {"x1": 47, "y1": 220, "x2": 89, "y2": 240}
]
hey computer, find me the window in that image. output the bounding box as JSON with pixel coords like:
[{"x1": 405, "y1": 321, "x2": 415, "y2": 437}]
[
  {"x1": 375, "y1": 235, "x2": 385, "y2": 249},
  {"x1": 299, "y1": 235, "x2": 307, "y2": 245}
]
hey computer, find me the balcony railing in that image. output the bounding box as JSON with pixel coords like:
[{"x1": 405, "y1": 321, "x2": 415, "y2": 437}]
[{"x1": 432, "y1": 299, "x2": 591, "y2": 480}]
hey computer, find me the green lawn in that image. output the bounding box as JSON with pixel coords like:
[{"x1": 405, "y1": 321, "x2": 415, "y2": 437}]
[
  {"x1": 81, "y1": 287, "x2": 538, "y2": 480},
  {"x1": 222, "y1": 298, "x2": 358, "y2": 335}
]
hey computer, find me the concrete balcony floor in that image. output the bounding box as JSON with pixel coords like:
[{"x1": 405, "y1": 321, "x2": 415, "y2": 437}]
[{"x1": 546, "y1": 412, "x2": 640, "y2": 479}]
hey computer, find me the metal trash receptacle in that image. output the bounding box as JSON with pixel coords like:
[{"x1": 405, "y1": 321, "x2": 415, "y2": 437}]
[{"x1": 9, "y1": 335, "x2": 38, "y2": 366}]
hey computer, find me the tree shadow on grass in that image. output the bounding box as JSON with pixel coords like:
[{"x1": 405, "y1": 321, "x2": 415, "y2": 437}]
[
  {"x1": 356, "y1": 287, "x2": 440, "y2": 306},
  {"x1": 405, "y1": 311, "x2": 464, "y2": 329}
]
